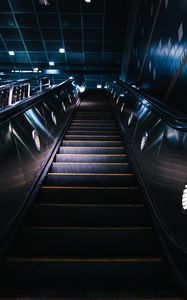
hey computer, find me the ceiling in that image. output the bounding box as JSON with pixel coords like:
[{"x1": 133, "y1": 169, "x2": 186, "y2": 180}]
[{"x1": 0, "y1": 0, "x2": 129, "y2": 88}]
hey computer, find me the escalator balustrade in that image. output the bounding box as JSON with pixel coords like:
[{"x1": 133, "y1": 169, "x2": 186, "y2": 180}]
[{"x1": 0, "y1": 91, "x2": 182, "y2": 299}]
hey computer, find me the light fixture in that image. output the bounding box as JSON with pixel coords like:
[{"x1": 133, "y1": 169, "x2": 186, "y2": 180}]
[
  {"x1": 84, "y1": 0, "x2": 91, "y2": 2},
  {"x1": 97, "y1": 84, "x2": 102, "y2": 89},
  {"x1": 59, "y1": 48, "x2": 65, "y2": 53},
  {"x1": 140, "y1": 131, "x2": 148, "y2": 151},
  {"x1": 182, "y1": 184, "x2": 187, "y2": 210},
  {"x1": 79, "y1": 86, "x2": 86, "y2": 93},
  {"x1": 49, "y1": 61, "x2": 54, "y2": 66},
  {"x1": 33, "y1": 67, "x2": 39, "y2": 72},
  {"x1": 39, "y1": 0, "x2": 50, "y2": 5},
  {"x1": 8, "y1": 51, "x2": 15, "y2": 56},
  {"x1": 32, "y1": 130, "x2": 41, "y2": 152}
]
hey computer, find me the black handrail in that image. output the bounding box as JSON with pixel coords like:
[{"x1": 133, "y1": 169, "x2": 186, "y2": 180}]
[
  {"x1": 0, "y1": 78, "x2": 76, "y2": 125},
  {"x1": 109, "y1": 77, "x2": 187, "y2": 130}
]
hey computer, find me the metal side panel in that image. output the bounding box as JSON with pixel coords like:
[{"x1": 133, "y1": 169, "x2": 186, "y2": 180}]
[{"x1": 0, "y1": 81, "x2": 81, "y2": 241}]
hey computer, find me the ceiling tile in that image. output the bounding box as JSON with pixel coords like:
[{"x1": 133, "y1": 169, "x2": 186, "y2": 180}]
[
  {"x1": 42, "y1": 28, "x2": 61, "y2": 40},
  {"x1": 39, "y1": 14, "x2": 59, "y2": 27},
  {"x1": 63, "y1": 29, "x2": 82, "y2": 40},
  {"x1": 6, "y1": 40, "x2": 25, "y2": 50},
  {"x1": 10, "y1": 0, "x2": 34, "y2": 12},
  {"x1": 65, "y1": 41, "x2": 82, "y2": 52},
  {"x1": 25, "y1": 40, "x2": 44, "y2": 51},
  {"x1": 83, "y1": 14, "x2": 103, "y2": 28},
  {"x1": 21, "y1": 28, "x2": 41, "y2": 40},
  {"x1": 58, "y1": 0, "x2": 80, "y2": 13},
  {"x1": 0, "y1": 14, "x2": 16, "y2": 27},
  {"x1": 15, "y1": 13, "x2": 38, "y2": 27},
  {"x1": 45, "y1": 41, "x2": 63, "y2": 51},
  {"x1": 84, "y1": 41, "x2": 102, "y2": 52},
  {"x1": 84, "y1": 29, "x2": 102, "y2": 40},
  {"x1": 62, "y1": 14, "x2": 81, "y2": 28},
  {"x1": 1, "y1": 28, "x2": 21, "y2": 40},
  {"x1": 105, "y1": 0, "x2": 129, "y2": 13}
]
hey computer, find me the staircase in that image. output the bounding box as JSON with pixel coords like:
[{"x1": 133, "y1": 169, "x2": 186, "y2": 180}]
[{"x1": 0, "y1": 91, "x2": 182, "y2": 299}]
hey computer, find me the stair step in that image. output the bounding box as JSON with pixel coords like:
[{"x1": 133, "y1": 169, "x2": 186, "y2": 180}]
[
  {"x1": 36, "y1": 186, "x2": 141, "y2": 205},
  {"x1": 0, "y1": 289, "x2": 181, "y2": 299},
  {"x1": 66, "y1": 131, "x2": 119, "y2": 136},
  {"x1": 68, "y1": 128, "x2": 118, "y2": 132},
  {"x1": 46, "y1": 173, "x2": 136, "y2": 187},
  {"x1": 62, "y1": 141, "x2": 123, "y2": 147},
  {"x1": 75, "y1": 112, "x2": 112, "y2": 115},
  {"x1": 25, "y1": 203, "x2": 150, "y2": 227},
  {"x1": 72, "y1": 119, "x2": 116, "y2": 123},
  {"x1": 70, "y1": 123, "x2": 117, "y2": 127},
  {"x1": 71, "y1": 117, "x2": 114, "y2": 121},
  {"x1": 6, "y1": 226, "x2": 161, "y2": 257},
  {"x1": 64, "y1": 135, "x2": 121, "y2": 140},
  {"x1": 59, "y1": 146, "x2": 125, "y2": 154},
  {"x1": 51, "y1": 162, "x2": 131, "y2": 173},
  {"x1": 0, "y1": 257, "x2": 173, "y2": 289},
  {"x1": 56, "y1": 153, "x2": 129, "y2": 163},
  {"x1": 71, "y1": 121, "x2": 116, "y2": 125}
]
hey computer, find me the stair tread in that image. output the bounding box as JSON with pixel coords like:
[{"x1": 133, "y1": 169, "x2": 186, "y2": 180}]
[{"x1": 5, "y1": 257, "x2": 164, "y2": 262}]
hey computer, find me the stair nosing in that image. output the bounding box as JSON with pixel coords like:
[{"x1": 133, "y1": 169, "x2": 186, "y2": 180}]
[
  {"x1": 47, "y1": 173, "x2": 134, "y2": 176},
  {"x1": 41, "y1": 186, "x2": 138, "y2": 190},
  {"x1": 22, "y1": 226, "x2": 152, "y2": 230},
  {"x1": 33, "y1": 203, "x2": 144, "y2": 207},
  {"x1": 56, "y1": 154, "x2": 128, "y2": 156},
  {"x1": 5, "y1": 257, "x2": 164, "y2": 263},
  {"x1": 52, "y1": 162, "x2": 130, "y2": 165}
]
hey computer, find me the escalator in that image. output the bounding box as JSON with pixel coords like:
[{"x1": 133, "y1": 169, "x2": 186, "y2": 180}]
[{"x1": 0, "y1": 91, "x2": 182, "y2": 299}]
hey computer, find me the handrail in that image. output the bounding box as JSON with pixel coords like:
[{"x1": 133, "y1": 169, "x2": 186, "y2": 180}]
[
  {"x1": 108, "y1": 77, "x2": 187, "y2": 130},
  {"x1": 0, "y1": 76, "x2": 51, "y2": 109},
  {"x1": 0, "y1": 78, "x2": 73, "y2": 125},
  {"x1": 0, "y1": 76, "x2": 85, "y2": 125}
]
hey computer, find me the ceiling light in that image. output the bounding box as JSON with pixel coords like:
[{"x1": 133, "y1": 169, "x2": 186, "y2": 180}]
[
  {"x1": 97, "y1": 84, "x2": 102, "y2": 89},
  {"x1": 8, "y1": 51, "x2": 15, "y2": 56},
  {"x1": 84, "y1": 0, "x2": 91, "y2": 2},
  {"x1": 59, "y1": 48, "x2": 65, "y2": 53},
  {"x1": 79, "y1": 86, "x2": 86, "y2": 93},
  {"x1": 49, "y1": 61, "x2": 54, "y2": 66},
  {"x1": 39, "y1": 0, "x2": 50, "y2": 5}
]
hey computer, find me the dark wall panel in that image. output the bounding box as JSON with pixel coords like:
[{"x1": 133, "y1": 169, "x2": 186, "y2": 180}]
[{"x1": 121, "y1": 0, "x2": 187, "y2": 113}]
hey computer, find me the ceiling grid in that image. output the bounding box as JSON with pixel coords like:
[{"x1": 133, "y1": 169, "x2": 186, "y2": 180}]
[{"x1": 0, "y1": 0, "x2": 129, "y2": 87}]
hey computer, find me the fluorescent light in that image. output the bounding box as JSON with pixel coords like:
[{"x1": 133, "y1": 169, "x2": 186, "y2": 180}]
[
  {"x1": 79, "y1": 86, "x2": 85, "y2": 93},
  {"x1": 45, "y1": 69, "x2": 60, "y2": 74},
  {"x1": 59, "y1": 48, "x2": 65, "y2": 53},
  {"x1": 49, "y1": 61, "x2": 54, "y2": 66},
  {"x1": 8, "y1": 51, "x2": 15, "y2": 56},
  {"x1": 97, "y1": 84, "x2": 102, "y2": 89}
]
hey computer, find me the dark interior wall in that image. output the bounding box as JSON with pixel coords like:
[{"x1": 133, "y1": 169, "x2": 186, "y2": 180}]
[{"x1": 121, "y1": 0, "x2": 187, "y2": 114}]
